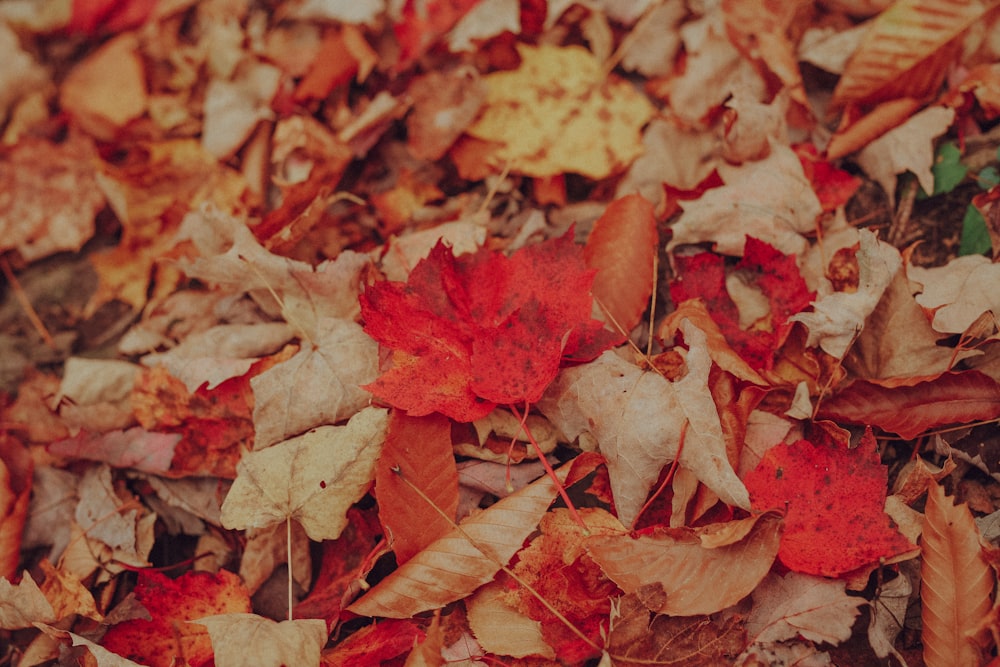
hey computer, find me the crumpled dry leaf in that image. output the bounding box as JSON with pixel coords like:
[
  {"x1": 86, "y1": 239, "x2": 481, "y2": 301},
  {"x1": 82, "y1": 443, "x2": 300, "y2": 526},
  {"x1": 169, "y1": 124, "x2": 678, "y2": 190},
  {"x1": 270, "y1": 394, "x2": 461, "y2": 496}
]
[
  {"x1": 744, "y1": 571, "x2": 865, "y2": 647},
  {"x1": 855, "y1": 106, "x2": 955, "y2": 201},
  {"x1": 910, "y1": 254, "x2": 1000, "y2": 334},
  {"x1": 195, "y1": 613, "x2": 326, "y2": 667},
  {"x1": 619, "y1": 0, "x2": 685, "y2": 77},
  {"x1": 202, "y1": 62, "x2": 281, "y2": 159},
  {"x1": 0, "y1": 21, "x2": 49, "y2": 126},
  {"x1": 220, "y1": 407, "x2": 388, "y2": 541},
  {"x1": 0, "y1": 573, "x2": 55, "y2": 629},
  {"x1": 588, "y1": 512, "x2": 781, "y2": 616},
  {"x1": 347, "y1": 464, "x2": 569, "y2": 618},
  {"x1": 36, "y1": 624, "x2": 146, "y2": 667},
  {"x1": 467, "y1": 580, "x2": 554, "y2": 659},
  {"x1": 539, "y1": 320, "x2": 751, "y2": 528},
  {"x1": 667, "y1": 145, "x2": 822, "y2": 256},
  {"x1": 465, "y1": 43, "x2": 654, "y2": 178},
  {"x1": 791, "y1": 229, "x2": 901, "y2": 358},
  {"x1": 921, "y1": 479, "x2": 993, "y2": 667}
]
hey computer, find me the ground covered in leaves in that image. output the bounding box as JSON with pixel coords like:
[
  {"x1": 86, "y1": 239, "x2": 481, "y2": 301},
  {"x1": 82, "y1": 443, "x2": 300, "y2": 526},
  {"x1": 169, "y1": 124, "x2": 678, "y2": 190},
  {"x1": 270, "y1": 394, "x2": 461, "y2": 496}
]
[{"x1": 3, "y1": 1, "x2": 1000, "y2": 666}]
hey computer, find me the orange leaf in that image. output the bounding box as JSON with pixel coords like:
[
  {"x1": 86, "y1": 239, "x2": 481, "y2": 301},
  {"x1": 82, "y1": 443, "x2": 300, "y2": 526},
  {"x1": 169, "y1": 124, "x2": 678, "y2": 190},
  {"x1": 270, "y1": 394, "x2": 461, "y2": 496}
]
[
  {"x1": 584, "y1": 194, "x2": 658, "y2": 334},
  {"x1": 294, "y1": 29, "x2": 358, "y2": 102},
  {"x1": 375, "y1": 411, "x2": 459, "y2": 564},
  {"x1": 832, "y1": 0, "x2": 994, "y2": 109},
  {"x1": 346, "y1": 464, "x2": 569, "y2": 618},
  {"x1": 0, "y1": 434, "x2": 32, "y2": 581},
  {"x1": 921, "y1": 479, "x2": 993, "y2": 667}
]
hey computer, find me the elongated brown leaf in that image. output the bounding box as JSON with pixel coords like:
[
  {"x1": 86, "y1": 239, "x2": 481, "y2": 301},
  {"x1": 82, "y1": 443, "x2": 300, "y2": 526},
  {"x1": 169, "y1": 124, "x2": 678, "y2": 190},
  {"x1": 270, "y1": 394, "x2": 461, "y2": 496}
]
[
  {"x1": 921, "y1": 480, "x2": 992, "y2": 667},
  {"x1": 818, "y1": 371, "x2": 1000, "y2": 439},
  {"x1": 832, "y1": 0, "x2": 995, "y2": 108},
  {"x1": 346, "y1": 464, "x2": 568, "y2": 618},
  {"x1": 584, "y1": 194, "x2": 658, "y2": 334},
  {"x1": 588, "y1": 513, "x2": 781, "y2": 616}
]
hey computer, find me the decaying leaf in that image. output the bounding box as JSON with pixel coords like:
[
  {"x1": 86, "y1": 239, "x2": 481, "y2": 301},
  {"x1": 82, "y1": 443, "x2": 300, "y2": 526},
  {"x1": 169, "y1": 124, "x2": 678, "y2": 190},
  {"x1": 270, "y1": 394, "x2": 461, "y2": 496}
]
[
  {"x1": 195, "y1": 614, "x2": 326, "y2": 667},
  {"x1": 921, "y1": 479, "x2": 993, "y2": 667},
  {"x1": 744, "y1": 571, "x2": 865, "y2": 646},
  {"x1": 467, "y1": 580, "x2": 554, "y2": 659},
  {"x1": 588, "y1": 513, "x2": 782, "y2": 616},
  {"x1": 347, "y1": 464, "x2": 569, "y2": 618},
  {"x1": 220, "y1": 407, "x2": 388, "y2": 541},
  {"x1": 539, "y1": 320, "x2": 750, "y2": 528},
  {"x1": 465, "y1": 43, "x2": 654, "y2": 179},
  {"x1": 0, "y1": 573, "x2": 55, "y2": 629}
]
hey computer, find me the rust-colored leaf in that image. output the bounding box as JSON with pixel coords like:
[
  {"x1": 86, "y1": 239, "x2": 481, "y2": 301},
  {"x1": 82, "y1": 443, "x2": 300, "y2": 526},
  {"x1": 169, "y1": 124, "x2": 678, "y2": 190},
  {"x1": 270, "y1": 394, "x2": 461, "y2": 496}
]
[{"x1": 921, "y1": 479, "x2": 993, "y2": 667}]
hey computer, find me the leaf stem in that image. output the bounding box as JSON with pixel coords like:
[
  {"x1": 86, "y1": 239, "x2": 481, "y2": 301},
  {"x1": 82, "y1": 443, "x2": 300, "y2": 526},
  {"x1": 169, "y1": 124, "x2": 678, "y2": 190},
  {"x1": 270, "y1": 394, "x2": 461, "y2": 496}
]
[
  {"x1": 511, "y1": 401, "x2": 589, "y2": 534},
  {"x1": 287, "y1": 516, "x2": 293, "y2": 622}
]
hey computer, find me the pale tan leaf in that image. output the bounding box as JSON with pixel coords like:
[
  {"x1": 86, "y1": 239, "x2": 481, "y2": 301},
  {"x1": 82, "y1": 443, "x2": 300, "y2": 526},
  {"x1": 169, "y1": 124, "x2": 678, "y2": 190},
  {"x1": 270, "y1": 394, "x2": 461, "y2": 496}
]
[
  {"x1": 36, "y1": 625, "x2": 147, "y2": 667},
  {"x1": 0, "y1": 573, "x2": 55, "y2": 629},
  {"x1": 467, "y1": 580, "x2": 554, "y2": 659},
  {"x1": 539, "y1": 320, "x2": 749, "y2": 528},
  {"x1": 790, "y1": 229, "x2": 901, "y2": 359},
  {"x1": 667, "y1": 145, "x2": 822, "y2": 257},
  {"x1": 855, "y1": 106, "x2": 954, "y2": 202},
  {"x1": 587, "y1": 513, "x2": 781, "y2": 616},
  {"x1": 195, "y1": 613, "x2": 326, "y2": 667},
  {"x1": 746, "y1": 572, "x2": 864, "y2": 646},
  {"x1": 867, "y1": 569, "x2": 912, "y2": 659},
  {"x1": 346, "y1": 465, "x2": 568, "y2": 618},
  {"x1": 921, "y1": 479, "x2": 993, "y2": 667},
  {"x1": 584, "y1": 194, "x2": 658, "y2": 334},
  {"x1": 832, "y1": 0, "x2": 995, "y2": 108},
  {"x1": 911, "y1": 255, "x2": 1000, "y2": 334},
  {"x1": 404, "y1": 610, "x2": 446, "y2": 667},
  {"x1": 220, "y1": 407, "x2": 388, "y2": 541}
]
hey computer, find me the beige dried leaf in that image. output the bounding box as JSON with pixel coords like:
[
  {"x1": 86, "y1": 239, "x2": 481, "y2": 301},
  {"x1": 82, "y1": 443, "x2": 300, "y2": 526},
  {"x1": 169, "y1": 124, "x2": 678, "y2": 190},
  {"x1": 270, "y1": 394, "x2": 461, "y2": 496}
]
[
  {"x1": 467, "y1": 580, "x2": 554, "y2": 659},
  {"x1": 220, "y1": 407, "x2": 388, "y2": 541},
  {"x1": 0, "y1": 573, "x2": 55, "y2": 629},
  {"x1": 921, "y1": 479, "x2": 993, "y2": 667},
  {"x1": 36, "y1": 625, "x2": 146, "y2": 667},
  {"x1": 746, "y1": 572, "x2": 864, "y2": 646},
  {"x1": 195, "y1": 613, "x2": 326, "y2": 667},
  {"x1": 587, "y1": 513, "x2": 781, "y2": 616},
  {"x1": 346, "y1": 465, "x2": 568, "y2": 618}
]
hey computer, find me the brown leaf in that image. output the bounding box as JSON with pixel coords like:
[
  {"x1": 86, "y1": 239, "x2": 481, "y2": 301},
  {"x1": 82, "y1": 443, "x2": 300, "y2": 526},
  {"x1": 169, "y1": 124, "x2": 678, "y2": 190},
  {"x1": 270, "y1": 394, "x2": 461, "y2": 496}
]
[
  {"x1": 921, "y1": 479, "x2": 993, "y2": 667},
  {"x1": 0, "y1": 573, "x2": 55, "y2": 629},
  {"x1": 584, "y1": 194, "x2": 658, "y2": 334},
  {"x1": 346, "y1": 464, "x2": 569, "y2": 619},
  {"x1": 0, "y1": 434, "x2": 32, "y2": 580},
  {"x1": 745, "y1": 571, "x2": 864, "y2": 646},
  {"x1": 588, "y1": 513, "x2": 781, "y2": 616}
]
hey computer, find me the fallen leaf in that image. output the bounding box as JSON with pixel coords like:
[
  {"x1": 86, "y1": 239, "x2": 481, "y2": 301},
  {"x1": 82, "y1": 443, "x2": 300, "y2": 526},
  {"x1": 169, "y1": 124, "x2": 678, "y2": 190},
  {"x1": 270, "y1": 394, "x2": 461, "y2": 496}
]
[
  {"x1": 584, "y1": 194, "x2": 658, "y2": 334},
  {"x1": 201, "y1": 62, "x2": 281, "y2": 159},
  {"x1": 744, "y1": 429, "x2": 916, "y2": 576},
  {"x1": 921, "y1": 479, "x2": 993, "y2": 667},
  {"x1": 667, "y1": 145, "x2": 823, "y2": 256},
  {"x1": 393, "y1": 0, "x2": 481, "y2": 69},
  {"x1": 48, "y1": 428, "x2": 181, "y2": 476},
  {"x1": 360, "y1": 229, "x2": 621, "y2": 422},
  {"x1": 467, "y1": 580, "x2": 554, "y2": 659},
  {"x1": 588, "y1": 513, "x2": 782, "y2": 616},
  {"x1": 465, "y1": 43, "x2": 654, "y2": 178},
  {"x1": 195, "y1": 614, "x2": 326, "y2": 667},
  {"x1": 910, "y1": 254, "x2": 1000, "y2": 333},
  {"x1": 38, "y1": 625, "x2": 146, "y2": 667},
  {"x1": 0, "y1": 133, "x2": 104, "y2": 262},
  {"x1": 346, "y1": 463, "x2": 569, "y2": 618},
  {"x1": 406, "y1": 66, "x2": 487, "y2": 161},
  {"x1": 322, "y1": 618, "x2": 424, "y2": 666},
  {"x1": 744, "y1": 571, "x2": 864, "y2": 646},
  {"x1": 791, "y1": 228, "x2": 901, "y2": 359},
  {"x1": 100, "y1": 570, "x2": 252, "y2": 667},
  {"x1": 539, "y1": 320, "x2": 750, "y2": 528},
  {"x1": 375, "y1": 411, "x2": 459, "y2": 564},
  {"x1": 220, "y1": 407, "x2": 388, "y2": 541},
  {"x1": 0, "y1": 573, "x2": 55, "y2": 629},
  {"x1": 0, "y1": 434, "x2": 32, "y2": 580}
]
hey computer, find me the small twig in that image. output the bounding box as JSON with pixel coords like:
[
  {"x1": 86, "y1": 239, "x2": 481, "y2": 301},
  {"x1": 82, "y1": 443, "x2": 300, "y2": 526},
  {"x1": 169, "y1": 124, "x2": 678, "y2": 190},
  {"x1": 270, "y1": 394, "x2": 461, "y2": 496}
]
[{"x1": 0, "y1": 256, "x2": 57, "y2": 350}]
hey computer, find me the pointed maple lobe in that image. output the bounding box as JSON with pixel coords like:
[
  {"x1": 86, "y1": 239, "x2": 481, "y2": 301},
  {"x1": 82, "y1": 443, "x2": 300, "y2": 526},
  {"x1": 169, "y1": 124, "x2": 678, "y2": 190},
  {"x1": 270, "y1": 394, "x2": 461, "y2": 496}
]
[
  {"x1": 360, "y1": 230, "x2": 622, "y2": 421},
  {"x1": 744, "y1": 429, "x2": 915, "y2": 577}
]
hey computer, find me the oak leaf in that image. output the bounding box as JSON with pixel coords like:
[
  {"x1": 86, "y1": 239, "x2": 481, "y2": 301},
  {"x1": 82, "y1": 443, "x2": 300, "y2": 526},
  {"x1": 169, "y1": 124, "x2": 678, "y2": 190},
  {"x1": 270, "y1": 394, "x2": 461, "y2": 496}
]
[
  {"x1": 360, "y1": 230, "x2": 621, "y2": 422},
  {"x1": 346, "y1": 463, "x2": 569, "y2": 618},
  {"x1": 744, "y1": 429, "x2": 915, "y2": 576},
  {"x1": 220, "y1": 407, "x2": 388, "y2": 541},
  {"x1": 920, "y1": 479, "x2": 993, "y2": 667},
  {"x1": 539, "y1": 320, "x2": 751, "y2": 528},
  {"x1": 195, "y1": 614, "x2": 326, "y2": 667},
  {"x1": 464, "y1": 43, "x2": 654, "y2": 179}
]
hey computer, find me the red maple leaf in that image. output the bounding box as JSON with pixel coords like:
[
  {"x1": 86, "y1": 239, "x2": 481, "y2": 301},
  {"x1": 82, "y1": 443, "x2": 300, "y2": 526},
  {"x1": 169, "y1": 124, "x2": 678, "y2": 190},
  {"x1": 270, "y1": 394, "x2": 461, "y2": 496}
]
[
  {"x1": 360, "y1": 230, "x2": 622, "y2": 422},
  {"x1": 669, "y1": 236, "x2": 813, "y2": 370},
  {"x1": 743, "y1": 429, "x2": 915, "y2": 577}
]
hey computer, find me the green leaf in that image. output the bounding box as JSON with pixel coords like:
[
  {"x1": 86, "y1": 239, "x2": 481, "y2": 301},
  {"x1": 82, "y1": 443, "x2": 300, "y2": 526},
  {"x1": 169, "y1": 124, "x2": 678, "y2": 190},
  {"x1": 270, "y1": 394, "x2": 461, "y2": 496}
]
[
  {"x1": 931, "y1": 141, "x2": 967, "y2": 195},
  {"x1": 958, "y1": 204, "x2": 991, "y2": 256},
  {"x1": 978, "y1": 166, "x2": 999, "y2": 190}
]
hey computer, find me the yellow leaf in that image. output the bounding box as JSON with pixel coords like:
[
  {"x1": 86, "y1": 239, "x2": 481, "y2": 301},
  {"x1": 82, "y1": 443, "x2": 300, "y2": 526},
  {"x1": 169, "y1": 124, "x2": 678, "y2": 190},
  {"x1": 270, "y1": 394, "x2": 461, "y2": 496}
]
[
  {"x1": 220, "y1": 407, "x2": 388, "y2": 541},
  {"x1": 195, "y1": 613, "x2": 326, "y2": 667},
  {"x1": 465, "y1": 43, "x2": 654, "y2": 179},
  {"x1": 920, "y1": 479, "x2": 993, "y2": 667}
]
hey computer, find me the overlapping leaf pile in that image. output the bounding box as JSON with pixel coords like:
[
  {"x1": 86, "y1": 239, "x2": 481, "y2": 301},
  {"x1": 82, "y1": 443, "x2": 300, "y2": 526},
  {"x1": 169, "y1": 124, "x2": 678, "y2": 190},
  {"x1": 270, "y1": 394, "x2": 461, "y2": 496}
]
[{"x1": 2, "y1": 0, "x2": 1000, "y2": 665}]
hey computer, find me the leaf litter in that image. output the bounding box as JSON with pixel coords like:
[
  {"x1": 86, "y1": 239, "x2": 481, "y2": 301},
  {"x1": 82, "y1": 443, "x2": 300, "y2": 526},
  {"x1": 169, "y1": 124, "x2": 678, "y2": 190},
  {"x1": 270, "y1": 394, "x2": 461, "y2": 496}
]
[{"x1": 2, "y1": 1, "x2": 1000, "y2": 666}]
